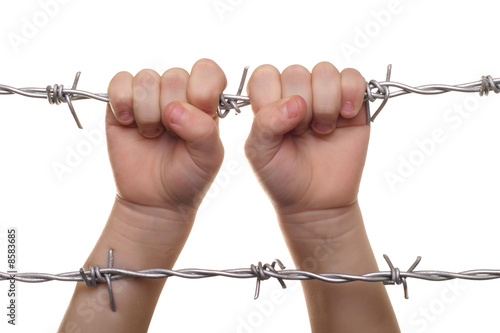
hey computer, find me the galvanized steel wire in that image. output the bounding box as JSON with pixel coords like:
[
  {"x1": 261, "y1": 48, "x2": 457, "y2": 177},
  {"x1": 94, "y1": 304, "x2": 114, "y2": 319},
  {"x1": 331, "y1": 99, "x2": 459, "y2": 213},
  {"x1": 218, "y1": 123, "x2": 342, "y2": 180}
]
[
  {"x1": 0, "y1": 65, "x2": 499, "y2": 128},
  {"x1": 2, "y1": 251, "x2": 500, "y2": 312}
]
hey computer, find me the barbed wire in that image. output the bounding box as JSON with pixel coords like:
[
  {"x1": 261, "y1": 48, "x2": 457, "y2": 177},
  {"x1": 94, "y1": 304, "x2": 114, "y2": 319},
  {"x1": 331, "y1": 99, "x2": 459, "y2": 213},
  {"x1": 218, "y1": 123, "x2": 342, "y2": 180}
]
[
  {"x1": 2, "y1": 66, "x2": 500, "y2": 313},
  {"x1": 0, "y1": 65, "x2": 499, "y2": 129},
  {"x1": 2, "y1": 250, "x2": 500, "y2": 312}
]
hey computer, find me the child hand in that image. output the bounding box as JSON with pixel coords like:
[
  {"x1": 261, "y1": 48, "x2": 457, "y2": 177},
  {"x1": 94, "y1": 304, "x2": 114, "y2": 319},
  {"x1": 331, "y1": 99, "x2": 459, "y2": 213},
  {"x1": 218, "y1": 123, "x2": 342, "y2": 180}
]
[
  {"x1": 244, "y1": 63, "x2": 400, "y2": 333},
  {"x1": 106, "y1": 59, "x2": 226, "y2": 219},
  {"x1": 60, "y1": 60, "x2": 227, "y2": 333},
  {"x1": 245, "y1": 62, "x2": 369, "y2": 217}
]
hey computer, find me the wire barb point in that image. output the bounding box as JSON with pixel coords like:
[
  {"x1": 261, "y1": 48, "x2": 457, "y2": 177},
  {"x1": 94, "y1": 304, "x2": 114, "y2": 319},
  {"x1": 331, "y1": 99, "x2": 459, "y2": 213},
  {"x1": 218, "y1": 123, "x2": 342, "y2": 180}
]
[
  {"x1": 382, "y1": 254, "x2": 422, "y2": 299},
  {"x1": 79, "y1": 249, "x2": 116, "y2": 311},
  {"x1": 217, "y1": 66, "x2": 251, "y2": 118},
  {"x1": 479, "y1": 75, "x2": 500, "y2": 96},
  {"x1": 45, "y1": 72, "x2": 83, "y2": 129},
  {"x1": 366, "y1": 64, "x2": 392, "y2": 123},
  {"x1": 251, "y1": 260, "x2": 287, "y2": 300}
]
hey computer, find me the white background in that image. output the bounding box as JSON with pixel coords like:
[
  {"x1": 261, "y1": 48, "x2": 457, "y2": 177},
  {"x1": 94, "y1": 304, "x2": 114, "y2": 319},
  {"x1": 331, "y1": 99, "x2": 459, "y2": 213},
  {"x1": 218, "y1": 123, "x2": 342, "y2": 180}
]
[{"x1": 1, "y1": 0, "x2": 500, "y2": 332}]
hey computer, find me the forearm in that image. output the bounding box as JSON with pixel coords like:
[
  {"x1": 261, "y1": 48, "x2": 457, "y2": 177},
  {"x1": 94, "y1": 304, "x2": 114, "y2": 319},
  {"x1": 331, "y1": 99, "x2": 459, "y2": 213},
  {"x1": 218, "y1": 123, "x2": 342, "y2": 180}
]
[
  {"x1": 278, "y1": 202, "x2": 400, "y2": 333},
  {"x1": 59, "y1": 197, "x2": 194, "y2": 333}
]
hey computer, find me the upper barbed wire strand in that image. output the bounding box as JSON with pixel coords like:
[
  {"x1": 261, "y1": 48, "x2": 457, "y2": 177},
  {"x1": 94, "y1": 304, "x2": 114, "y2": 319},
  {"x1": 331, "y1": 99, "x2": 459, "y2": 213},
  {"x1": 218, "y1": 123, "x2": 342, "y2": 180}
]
[{"x1": 1, "y1": 65, "x2": 500, "y2": 128}]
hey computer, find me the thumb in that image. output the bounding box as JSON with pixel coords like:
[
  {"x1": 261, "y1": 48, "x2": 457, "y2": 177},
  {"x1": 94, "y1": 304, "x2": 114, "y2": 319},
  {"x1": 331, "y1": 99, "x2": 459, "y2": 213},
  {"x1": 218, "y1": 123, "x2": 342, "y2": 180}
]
[
  {"x1": 163, "y1": 101, "x2": 224, "y2": 173},
  {"x1": 245, "y1": 96, "x2": 307, "y2": 169}
]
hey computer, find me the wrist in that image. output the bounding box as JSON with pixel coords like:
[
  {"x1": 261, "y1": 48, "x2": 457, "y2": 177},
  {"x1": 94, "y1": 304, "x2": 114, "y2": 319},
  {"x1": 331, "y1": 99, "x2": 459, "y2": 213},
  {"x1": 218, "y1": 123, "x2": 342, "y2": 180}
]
[
  {"x1": 276, "y1": 202, "x2": 369, "y2": 272},
  {"x1": 278, "y1": 203, "x2": 400, "y2": 332},
  {"x1": 100, "y1": 196, "x2": 196, "y2": 268},
  {"x1": 63, "y1": 197, "x2": 192, "y2": 332},
  {"x1": 277, "y1": 201, "x2": 363, "y2": 241}
]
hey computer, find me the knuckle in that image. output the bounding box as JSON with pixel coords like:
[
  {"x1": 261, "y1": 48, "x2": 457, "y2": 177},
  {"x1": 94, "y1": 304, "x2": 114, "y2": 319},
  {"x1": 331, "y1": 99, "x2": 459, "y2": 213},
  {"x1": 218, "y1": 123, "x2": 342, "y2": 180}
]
[
  {"x1": 282, "y1": 64, "x2": 309, "y2": 77},
  {"x1": 342, "y1": 68, "x2": 365, "y2": 83},
  {"x1": 193, "y1": 59, "x2": 225, "y2": 83},
  {"x1": 315, "y1": 61, "x2": 334, "y2": 70},
  {"x1": 342, "y1": 67, "x2": 359, "y2": 75},
  {"x1": 313, "y1": 62, "x2": 339, "y2": 77},
  {"x1": 135, "y1": 69, "x2": 160, "y2": 89},
  {"x1": 108, "y1": 71, "x2": 132, "y2": 95},
  {"x1": 248, "y1": 65, "x2": 280, "y2": 90},
  {"x1": 190, "y1": 60, "x2": 226, "y2": 106},
  {"x1": 162, "y1": 68, "x2": 189, "y2": 86},
  {"x1": 194, "y1": 58, "x2": 218, "y2": 69},
  {"x1": 254, "y1": 64, "x2": 279, "y2": 77},
  {"x1": 112, "y1": 71, "x2": 132, "y2": 82}
]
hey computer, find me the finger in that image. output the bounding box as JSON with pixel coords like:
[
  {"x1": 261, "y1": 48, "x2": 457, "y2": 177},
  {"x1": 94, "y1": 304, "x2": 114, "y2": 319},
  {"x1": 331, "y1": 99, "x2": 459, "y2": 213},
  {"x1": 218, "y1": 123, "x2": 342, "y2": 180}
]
[
  {"x1": 244, "y1": 96, "x2": 307, "y2": 169},
  {"x1": 107, "y1": 71, "x2": 134, "y2": 126},
  {"x1": 340, "y1": 68, "x2": 366, "y2": 120},
  {"x1": 311, "y1": 62, "x2": 341, "y2": 134},
  {"x1": 160, "y1": 68, "x2": 189, "y2": 137},
  {"x1": 247, "y1": 64, "x2": 281, "y2": 113},
  {"x1": 281, "y1": 65, "x2": 312, "y2": 135},
  {"x1": 132, "y1": 69, "x2": 162, "y2": 138},
  {"x1": 163, "y1": 101, "x2": 224, "y2": 172},
  {"x1": 187, "y1": 59, "x2": 227, "y2": 118},
  {"x1": 337, "y1": 103, "x2": 368, "y2": 128},
  {"x1": 160, "y1": 68, "x2": 189, "y2": 111}
]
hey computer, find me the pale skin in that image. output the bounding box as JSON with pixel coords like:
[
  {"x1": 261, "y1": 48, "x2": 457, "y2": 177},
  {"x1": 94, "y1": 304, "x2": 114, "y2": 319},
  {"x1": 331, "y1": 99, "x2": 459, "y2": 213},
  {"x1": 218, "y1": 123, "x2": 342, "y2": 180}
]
[
  {"x1": 59, "y1": 59, "x2": 399, "y2": 332},
  {"x1": 59, "y1": 59, "x2": 227, "y2": 332},
  {"x1": 245, "y1": 62, "x2": 400, "y2": 332}
]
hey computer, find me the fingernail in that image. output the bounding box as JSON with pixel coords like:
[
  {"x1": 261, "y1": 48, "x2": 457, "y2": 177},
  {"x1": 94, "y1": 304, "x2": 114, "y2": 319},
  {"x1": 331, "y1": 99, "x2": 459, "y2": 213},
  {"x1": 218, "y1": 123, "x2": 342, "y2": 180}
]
[
  {"x1": 342, "y1": 102, "x2": 355, "y2": 117},
  {"x1": 170, "y1": 104, "x2": 185, "y2": 125},
  {"x1": 143, "y1": 127, "x2": 161, "y2": 138},
  {"x1": 119, "y1": 112, "x2": 132, "y2": 122},
  {"x1": 284, "y1": 98, "x2": 299, "y2": 119},
  {"x1": 313, "y1": 122, "x2": 332, "y2": 134}
]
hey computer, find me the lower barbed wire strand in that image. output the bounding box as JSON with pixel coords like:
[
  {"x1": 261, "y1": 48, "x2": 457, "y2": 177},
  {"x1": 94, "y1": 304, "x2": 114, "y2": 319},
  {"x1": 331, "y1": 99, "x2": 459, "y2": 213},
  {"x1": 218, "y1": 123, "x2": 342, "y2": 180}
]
[
  {"x1": 5, "y1": 268, "x2": 500, "y2": 284},
  {"x1": 4, "y1": 254, "x2": 500, "y2": 311}
]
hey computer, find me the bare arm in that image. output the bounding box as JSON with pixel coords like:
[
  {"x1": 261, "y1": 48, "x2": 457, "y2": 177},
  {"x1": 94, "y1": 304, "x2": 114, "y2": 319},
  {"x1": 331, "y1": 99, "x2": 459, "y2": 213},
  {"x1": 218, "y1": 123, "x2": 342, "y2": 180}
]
[
  {"x1": 278, "y1": 204, "x2": 399, "y2": 332},
  {"x1": 59, "y1": 199, "x2": 194, "y2": 333},
  {"x1": 245, "y1": 62, "x2": 399, "y2": 332},
  {"x1": 59, "y1": 59, "x2": 227, "y2": 332}
]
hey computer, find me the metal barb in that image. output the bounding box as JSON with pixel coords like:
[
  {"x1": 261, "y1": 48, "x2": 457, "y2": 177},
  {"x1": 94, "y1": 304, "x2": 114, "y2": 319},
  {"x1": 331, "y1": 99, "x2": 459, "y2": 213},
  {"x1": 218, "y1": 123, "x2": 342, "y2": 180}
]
[
  {"x1": 217, "y1": 66, "x2": 251, "y2": 118},
  {"x1": 251, "y1": 260, "x2": 288, "y2": 299},
  {"x1": 45, "y1": 72, "x2": 83, "y2": 129},
  {"x1": 251, "y1": 262, "x2": 265, "y2": 299},
  {"x1": 65, "y1": 72, "x2": 83, "y2": 129},
  {"x1": 382, "y1": 254, "x2": 422, "y2": 299},
  {"x1": 480, "y1": 75, "x2": 500, "y2": 96},
  {"x1": 366, "y1": 64, "x2": 392, "y2": 123},
  {"x1": 106, "y1": 250, "x2": 116, "y2": 312},
  {"x1": 79, "y1": 249, "x2": 116, "y2": 311}
]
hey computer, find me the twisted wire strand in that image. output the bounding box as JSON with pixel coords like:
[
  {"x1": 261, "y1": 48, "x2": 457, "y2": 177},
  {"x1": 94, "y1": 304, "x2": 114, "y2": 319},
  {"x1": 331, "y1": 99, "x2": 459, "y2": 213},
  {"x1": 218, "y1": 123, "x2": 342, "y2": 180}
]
[
  {"x1": 2, "y1": 251, "x2": 500, "y2": 312},
  {"x1": 0, "y1": 66, "x2": 499, "y2": 128},
  {"x1": 5, "y1": 266, "x2": 500, "y2": 284}
]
